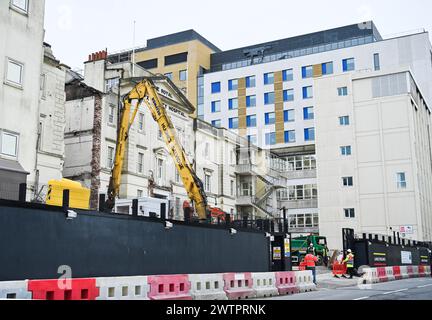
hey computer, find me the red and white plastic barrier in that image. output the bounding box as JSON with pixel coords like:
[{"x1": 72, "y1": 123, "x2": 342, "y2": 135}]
[
  {"x1": 275, "y1": 271, "x2": 300, "y2": 295},
  {"x1": 363, "y1": 265, "x2": 431, "y2": 284},
  {"x1": 222, "y1": 273, "x2": 255, "y2": 300},
  {"x1": 147, "y1": 275, "x2": 192, "y2": 300},
  {"x1": 0, "y1": 281, "x2": 32, "y2": 300}
]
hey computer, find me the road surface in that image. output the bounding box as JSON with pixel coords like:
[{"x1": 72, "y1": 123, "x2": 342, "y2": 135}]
[{"x1": 264, "y1": 277, "x2": 432, "y2": 300}]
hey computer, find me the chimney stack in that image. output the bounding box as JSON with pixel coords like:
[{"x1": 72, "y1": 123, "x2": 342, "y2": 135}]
[{"x1": 87, "y1": 49, "x2": 108, "y2": 63}]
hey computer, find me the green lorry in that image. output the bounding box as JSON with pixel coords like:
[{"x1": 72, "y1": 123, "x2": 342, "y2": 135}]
[{"x1": 291, "y1": 235, "x2": 328, "y2": 266}]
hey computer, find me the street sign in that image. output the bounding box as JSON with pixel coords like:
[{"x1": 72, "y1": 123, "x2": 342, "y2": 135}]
[
  {"x1": 399, "y1": 226, "x2": 413, "y2": 234},
  {"x1": 273, "y1": 247, "x2": 282, "y2": 260}
]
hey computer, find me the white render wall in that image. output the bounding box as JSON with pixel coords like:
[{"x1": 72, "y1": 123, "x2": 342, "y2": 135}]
[
  {"x1": 0, "y1": 0, "x2": 46, "y2": 198},
  {"x1": 315, "y1": 69, "x2": 432, "y2": 250}
]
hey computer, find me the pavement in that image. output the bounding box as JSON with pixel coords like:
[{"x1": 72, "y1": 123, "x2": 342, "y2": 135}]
[{"x1": 264, "y1": 271, "x2": 432, "y2": 300}]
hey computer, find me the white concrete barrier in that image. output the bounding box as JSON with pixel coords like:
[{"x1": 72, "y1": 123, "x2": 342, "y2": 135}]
[
  {"x1": 412, "y1": 266, "x2": 419, "y2": 278},
  {"x1": 385, "y1": 267, "x2": 395, "y2": 281},
  {"x1": 251, "y1": 272, "x2": 278, "y2": 298},
  {"x1": 399, "y1": 266, "x2": 409, "y2": 279},
  {"x1": 425, "y1": 266, "x2": 431, "y2": 277},
  {"x1": 189, "y1": 274, "x2": 227, "y2": 300},
  {"x1": 362, "y1": 268, "x2": 379, "y2": 284},
  {"x1": 296, "y1": 271, "x2": 316, "y2": 293},
  {"x1": 0, "y1": 281, "x2": 31, "y2": 300},
  {"x1": 96, "y1": 276, "x2": 149, "y2": 300}
]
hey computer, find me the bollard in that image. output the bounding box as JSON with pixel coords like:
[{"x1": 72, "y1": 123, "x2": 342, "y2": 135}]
[
  {"x1": 62, "y1": 189, "x2": 70, "y2": 210},
  {"x1": 19, "y1": 183, "x2": 27, "y2": 202},
  {"x1": 132, "y1": 199, "x2": 138, "y2": 217}
]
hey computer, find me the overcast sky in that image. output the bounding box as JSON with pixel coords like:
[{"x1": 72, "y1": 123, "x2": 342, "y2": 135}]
[{"x1": 44, "y1": 0, "x2": 432, "y2": 70}]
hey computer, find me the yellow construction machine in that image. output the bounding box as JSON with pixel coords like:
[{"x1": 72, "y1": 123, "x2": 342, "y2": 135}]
[{"x1": 105, "y1": 76, "x2": 209, "y2": 221}]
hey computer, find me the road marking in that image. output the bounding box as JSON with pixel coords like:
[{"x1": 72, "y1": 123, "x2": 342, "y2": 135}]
[
  {"x1": 417, "y1": 284, "x2": 432, "y2": 288},
  {"x1": 353, "y1": 296, "x2": 370, "y2": 300},
  {"x1": 383, "y1": 288, "x2": 408, "y2": 295}
]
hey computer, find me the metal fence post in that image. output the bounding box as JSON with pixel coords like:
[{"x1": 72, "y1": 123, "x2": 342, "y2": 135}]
[
  {"x1": 19, "y1": 183, "x2": 27, "y2": 202},
  {"x1": 62, "y1": 189, "x2": 70, "y2": 211},
  {"x1": 132, "y1": 199, "x2": 138, "y2": 217}
]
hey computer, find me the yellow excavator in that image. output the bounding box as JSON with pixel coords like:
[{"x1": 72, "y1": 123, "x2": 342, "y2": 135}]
[{"x1": 105, "y1": 76, "x2": 209, "y2": 221}]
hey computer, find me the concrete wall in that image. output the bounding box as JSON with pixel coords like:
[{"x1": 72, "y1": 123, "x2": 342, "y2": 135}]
[
  {"x1": 315, "y1": 69, "x2": 432, "y2": 249},
  {"x1": 0, "y1": 1, "x2": 46, "y2": 197}
]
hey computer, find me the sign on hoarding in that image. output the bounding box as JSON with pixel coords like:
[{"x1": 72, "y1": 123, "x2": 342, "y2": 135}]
[
  {"x1": 399, "y1": 226, "x2": 413, "y2": 234},
  {"x1": 401, "y1": 251, "x2": 412, "y2": 264}
]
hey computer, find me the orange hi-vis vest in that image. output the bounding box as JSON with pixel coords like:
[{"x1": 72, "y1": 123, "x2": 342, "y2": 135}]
[{"x1": 304, "y1": 254, "x2": 318, "y2": 268}]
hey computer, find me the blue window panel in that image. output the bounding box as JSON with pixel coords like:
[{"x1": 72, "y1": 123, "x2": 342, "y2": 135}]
[
  {"x1": 246, "y1": 95, "x2": 256, "y2": 108},
  {"x1": 246, "y1": 115, "x2": 257, "y2": 128},
  {"x1": 303, "y1": 86, "x2": 313, "y2": 99},
  {"x1": 229, "y1": 117, "x2": 239, "y2": 129},
  {"x1": 284, "y1": 130, "x2": 296, "y2": 143},
  {"x1": 211, "y1": 82, "x2": 221, "y2": 93},
  {"x1": 211, "y1": 101, "x2": 221, "y2": 113},
  {"x1": 322, "y1": 62, "x2": 333, "y2": 75},
  {"x1": 284, "y1": 110, "x2": 295, "y2": 122},
  {"x1": 339, "y1": 116, "x2": 350, "y2": 126},
  {"x1": 342, "y1": 58, "x2": 355, "y2": 72},
  {"x1": 304, "y1": 107, "x2": 314, "y2": 120},
  {"x1": 338, "y1": 87, "x2": 348, "y2": 96},
  {"x1": 228, "y1": 79, "x2": 238, "y2": 91},
  {"x1": 265, "y1": 132, "x2": 277, "y2": 146},
  {"x1": 304, "y1": 128, "x2": 315, "y2": 141},
  {"x1": 264, "y1": 73, "x2": 274, "y2": 85},
  {"x1": 246, "y1": 76, "x2": 256, "y2": 88},
  {"x1": 302, "y1": 66, "x2": 313, "y2": 79},
  {"x1": 341, "y1": 146, "x2": 352, "y2": 156},
  {"x1": 283, "y1": 69, "x2": 293, "y2": 82},
  {"x1": 211, "y1": 120, "x2": 221, "y2": 127},
  {"x1": 283, "y1": 89, "x2": 294, "y2": 102},
  {"x1": 248, "y1": 135, "x2": 257, "y2": 145},
  {"x1": 229, "y1": 98, "x2": 238, "y2": 110},
  {"x1": 264, "y1": 92, "x2": 275, "y2": 105},
  {"x1": 265, "y1": 112, "x2": 276, "y2": 125}
]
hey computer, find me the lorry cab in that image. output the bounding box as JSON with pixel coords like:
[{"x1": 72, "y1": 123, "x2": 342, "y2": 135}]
[{"x1": 115, "y1": 197, "x2": 169, "y2": 219}]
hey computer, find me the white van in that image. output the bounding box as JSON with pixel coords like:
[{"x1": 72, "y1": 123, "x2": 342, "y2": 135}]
[{"x1": 115, "y1": 197, "x2": 169, "y2": 219}]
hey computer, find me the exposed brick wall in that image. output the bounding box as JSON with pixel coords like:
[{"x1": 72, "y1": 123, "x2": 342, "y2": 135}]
[{"x1": 90, "y1": 94, "x2": 102, "y2": 210}]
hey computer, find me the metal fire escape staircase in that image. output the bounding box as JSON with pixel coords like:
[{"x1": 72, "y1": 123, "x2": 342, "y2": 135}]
[{"x1": 251, "y1": 173, "x2": 286, "y2": 218}]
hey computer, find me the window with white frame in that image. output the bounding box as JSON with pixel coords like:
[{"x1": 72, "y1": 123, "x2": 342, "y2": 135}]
[
  {"x1": 107, "y1": 146, "x2": 114, "y2": 168},
  {"x1": 204, "y1": 173, "x2": 211, "y2": 192},
  {"x1": 138, "y1": 113, "x2": 144, "y2": 132},
  {"x1": 6, "y1": 59, "x2": 24, "y2": 86},
  {"x1": 137, "y1": 152, "x2": 144, "y2": 173},
  {"x1": 289, "y1": 213, "x2": 319, "y2": 229},
  {"x1": 344, "y1": 208, "x2": 355, "y2": 218},
  {"x1": 277, "y1": 184, "x2": 318, "y2": 201},
  {"x1": 157, "y1": 158, "x2": 164, "y2": 179},
  {"x1": 11, "y1": 0, "x2": 28, "y2": 13},
  {"x1": 175, "y1": 169, "x2": 180, "y2": 183},
  {"x1": 105, "y1": 78, "x2": 119, "y2": 93},
  {"x1": 397, "y1": 172, "x2": 407, "y2": 189},
  {"x1": 137, "y1": 190, "x2": 143, "y2": 198},
  {"x1": 1, "y1": 131, "x2": 19, "y2": 157},
  {"x1": 108, "y1": 105, "x2": 115, "y2": 124},
  {"x1": 342, "y1": 176, "x2": 354, "y2": 187}
]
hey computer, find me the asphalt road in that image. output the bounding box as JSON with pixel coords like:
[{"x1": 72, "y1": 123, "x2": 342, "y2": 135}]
[{"x1": 265, "y1": 277, "x2": 432, "y2": 300}]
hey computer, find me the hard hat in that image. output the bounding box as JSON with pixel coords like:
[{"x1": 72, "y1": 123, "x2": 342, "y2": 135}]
[{"x1": 347, "y1": 249, "x2": 352, "y2": 253}]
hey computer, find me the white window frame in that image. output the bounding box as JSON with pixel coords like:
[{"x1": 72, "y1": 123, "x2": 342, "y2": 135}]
[
  {"x1": 344, "y1": 208, "x2": 355, "y2": 219},
  {"x1": 137, "y1": 152, "x2": 144, "y2": 174},
  {"x1": 10, "y1": 0, "x2": 29, "y2": 14},
  {"x1": 204, "y1": 173, "x2": 212, "y2": 193},
  {"x1": 0, "y1": 130, "x2": 19, "y2": 158},
  {"x1": 157, "y1": 158, "x2": 164, "y2": 180},
  {"x1": 108, "y1": 104, "x2": 115, "y2": 125},
  {"x1": 397, "y1": 172, "x2": 407, "y2": 189},
  {"x1": 107, "y1": 146, "x2": 115, "y2": 169},
  {"x1": 179, "y1": 70, "x2": 187, "y2": 81},
  {"x1": 138, "y1": 113, "x2": 145, "y2": 133},
  {"x1": 5, "y1": 58, "x2": 24, "y2": 87}
]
